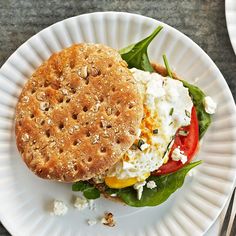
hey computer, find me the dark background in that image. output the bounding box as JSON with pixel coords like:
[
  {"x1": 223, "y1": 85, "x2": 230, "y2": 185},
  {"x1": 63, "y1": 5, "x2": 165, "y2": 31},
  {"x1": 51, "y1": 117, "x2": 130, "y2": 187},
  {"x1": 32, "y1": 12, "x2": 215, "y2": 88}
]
[{"x1": 0, "y1": 0, "x2": 235, "y2": 235}]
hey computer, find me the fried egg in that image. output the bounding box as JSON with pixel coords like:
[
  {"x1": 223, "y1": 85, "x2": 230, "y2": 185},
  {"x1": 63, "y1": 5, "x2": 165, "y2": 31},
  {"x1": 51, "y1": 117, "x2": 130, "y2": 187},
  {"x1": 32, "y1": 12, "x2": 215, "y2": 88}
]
[{"x1": 105, "y1": 68, "x2": 193, "y2": 188}]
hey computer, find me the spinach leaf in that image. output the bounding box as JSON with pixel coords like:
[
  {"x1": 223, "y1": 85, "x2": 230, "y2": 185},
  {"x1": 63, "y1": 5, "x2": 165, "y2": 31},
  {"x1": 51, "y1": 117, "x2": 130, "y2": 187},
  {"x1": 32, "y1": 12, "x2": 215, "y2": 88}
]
[
  {"x1": 119, "y1": 26, "x2": 163, "y2": 72},
  {"x1": 162, "y1": 55, "x2": 211, "y2": 139},
  {"x1": 113, "y1": 161, "x2": 201, "y2": 207},
  {"x1": 163, "y1": 54, "x2": 173, "y2": 78},
  {"x1": 83, "y1": 187, "x2": 100, "y2": 199},
  {"x1": 72, "y1": 181, "x2": 100, "y2": 199},
  {"x1": 181, "y1": 80, "x2": 211, "y2": 139},
  {"x1": 105, "y1": 188, "x2": 120, "y2": 195},
  {"x1": 72, "y1": 181, "x2": 90, "y2": 191}
]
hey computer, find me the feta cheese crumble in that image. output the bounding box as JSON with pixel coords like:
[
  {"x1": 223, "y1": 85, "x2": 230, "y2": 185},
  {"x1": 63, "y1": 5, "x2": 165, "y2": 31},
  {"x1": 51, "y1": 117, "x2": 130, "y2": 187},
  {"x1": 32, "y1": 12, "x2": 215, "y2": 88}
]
[
  {"x1": 88, "y1": 199, "x2": 95, "y2": 210},
  {"x1": 51, "y1": 200, "x2": 68, "y2": 216},
  {"x1": 50, "y1": 197, "x2": 96, "y2": 218},
  {"x1": 172, "y1": 146, "x2": 188, "y2": 164},
  {"x1": 203, "y1": 96, "x2": 217, "y2": 114},
  {"x1": 87, "y1": 219, "x2": 97, "y2": 226},
  {"x1": 74, "y1": 196, "x2": 88, "y2": 210},
  {"x1": 134, "y1": 181, "x2": 146, "y2": 200},
  {"x1": 139, "y1": 143, "x2": 150, "y2": 151},
  {"x1": 146, "y1": 180, "x2": 157, "y2": 189}
]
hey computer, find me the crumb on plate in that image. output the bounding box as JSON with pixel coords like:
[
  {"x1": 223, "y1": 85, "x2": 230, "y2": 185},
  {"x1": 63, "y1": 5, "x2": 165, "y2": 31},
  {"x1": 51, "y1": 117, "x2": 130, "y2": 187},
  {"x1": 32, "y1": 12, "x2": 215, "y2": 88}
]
[
  {"x1": 87, "y1": 219, "x2": 97, "y2": 226},
  {"x1": 101, "y1": 212, "x2": 116, "y2": 227},
  {"x1": 51, "y1": 200, "x2": 68, "y2": 216}
]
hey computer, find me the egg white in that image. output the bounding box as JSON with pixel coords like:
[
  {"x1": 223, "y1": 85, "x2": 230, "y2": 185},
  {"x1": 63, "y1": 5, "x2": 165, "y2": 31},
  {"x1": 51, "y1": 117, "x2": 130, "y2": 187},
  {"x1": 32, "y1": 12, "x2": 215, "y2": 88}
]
[{"x1": 106, "y1": 68, "x2": 193, "y2": 181}]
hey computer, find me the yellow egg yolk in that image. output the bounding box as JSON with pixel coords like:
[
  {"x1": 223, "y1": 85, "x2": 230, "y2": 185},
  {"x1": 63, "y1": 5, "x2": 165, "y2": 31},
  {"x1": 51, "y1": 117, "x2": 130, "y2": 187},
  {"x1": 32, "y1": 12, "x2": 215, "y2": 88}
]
[
  {"x1": 105, "y1": 173, "x2": 150, "y2": 189},
  {"x1": 139, "y1": 105, "x2": 158, "y2": 145}
]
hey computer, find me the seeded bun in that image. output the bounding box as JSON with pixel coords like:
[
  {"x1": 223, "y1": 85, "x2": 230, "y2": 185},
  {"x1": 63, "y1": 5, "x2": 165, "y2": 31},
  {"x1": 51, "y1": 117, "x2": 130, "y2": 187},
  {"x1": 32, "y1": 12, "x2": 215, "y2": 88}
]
[{"x1": 15, "y1": 43, "x2": 143, "y2": 182}]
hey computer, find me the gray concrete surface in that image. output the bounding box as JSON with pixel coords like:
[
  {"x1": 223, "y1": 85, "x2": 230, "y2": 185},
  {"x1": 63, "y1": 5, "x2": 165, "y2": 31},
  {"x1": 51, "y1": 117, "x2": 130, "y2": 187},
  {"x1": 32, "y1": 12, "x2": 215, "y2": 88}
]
[{"x1": 0, "y1": 0, "x2": 235, "y2": 235}]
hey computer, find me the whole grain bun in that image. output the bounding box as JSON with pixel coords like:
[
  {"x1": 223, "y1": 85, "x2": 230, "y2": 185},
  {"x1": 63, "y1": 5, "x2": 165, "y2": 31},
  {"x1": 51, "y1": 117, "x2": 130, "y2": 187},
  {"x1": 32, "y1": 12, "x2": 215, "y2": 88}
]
[{"x1": 15, "y1": 43, "x2": 143, "y2": 182}]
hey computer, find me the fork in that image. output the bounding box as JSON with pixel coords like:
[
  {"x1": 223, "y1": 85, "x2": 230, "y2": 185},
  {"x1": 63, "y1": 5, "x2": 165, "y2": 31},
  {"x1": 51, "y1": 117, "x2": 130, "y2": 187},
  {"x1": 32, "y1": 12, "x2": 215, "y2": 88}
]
[{"x1": 220, "y1": 187, "x2": 236, "y2": 236}]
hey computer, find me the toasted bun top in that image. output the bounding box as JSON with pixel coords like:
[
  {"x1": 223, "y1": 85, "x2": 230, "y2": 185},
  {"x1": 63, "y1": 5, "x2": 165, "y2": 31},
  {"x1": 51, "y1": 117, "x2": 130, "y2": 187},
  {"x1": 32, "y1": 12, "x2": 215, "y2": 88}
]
[{"x1": 15, "y1": 43, "x2": 143, "y2": 182}]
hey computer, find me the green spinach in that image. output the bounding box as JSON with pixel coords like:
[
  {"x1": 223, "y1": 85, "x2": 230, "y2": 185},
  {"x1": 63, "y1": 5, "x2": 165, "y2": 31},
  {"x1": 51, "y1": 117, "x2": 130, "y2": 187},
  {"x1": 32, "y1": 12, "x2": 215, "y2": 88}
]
[
  {"x1": 107, "y1": 161, "x2": 201, "y2": 207},
  {"x1": 72, "y1": 181, "x2": 100, "y2": 199},
  {"x1": 181, "y1": 80, "x2": 211, "y2": 139},
  {"x1": 119, "y1": 26, "x2": 163, "y2": 72},
  {"x1": 163, "y1": 54, "x2": 173, "y2": 78}
]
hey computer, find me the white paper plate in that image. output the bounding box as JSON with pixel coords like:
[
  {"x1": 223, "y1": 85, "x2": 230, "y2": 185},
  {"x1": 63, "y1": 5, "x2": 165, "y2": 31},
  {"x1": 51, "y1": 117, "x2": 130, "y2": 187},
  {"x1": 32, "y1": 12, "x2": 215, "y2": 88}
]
[
  {"x1": 0, "y1": 12, "x2": 236, "y2": 236},
  {"x1": 226, "y1": 0, "x2": 236, "y2": 54}
]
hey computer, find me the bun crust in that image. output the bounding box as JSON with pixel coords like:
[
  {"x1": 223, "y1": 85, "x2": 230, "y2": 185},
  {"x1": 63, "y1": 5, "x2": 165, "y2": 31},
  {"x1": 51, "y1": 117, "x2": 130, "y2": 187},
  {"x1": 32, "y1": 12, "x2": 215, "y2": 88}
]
[{"x1": 15, "y1": 43, "x2": 143, "y2": 182}]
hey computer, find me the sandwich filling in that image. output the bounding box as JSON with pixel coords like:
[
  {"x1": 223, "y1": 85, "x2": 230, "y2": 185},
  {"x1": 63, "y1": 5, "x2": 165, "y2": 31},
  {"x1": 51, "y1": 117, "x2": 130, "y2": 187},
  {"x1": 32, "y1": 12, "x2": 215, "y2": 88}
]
[{"x1": 104, "y1": 68, "x2": 193, "y2": 188}]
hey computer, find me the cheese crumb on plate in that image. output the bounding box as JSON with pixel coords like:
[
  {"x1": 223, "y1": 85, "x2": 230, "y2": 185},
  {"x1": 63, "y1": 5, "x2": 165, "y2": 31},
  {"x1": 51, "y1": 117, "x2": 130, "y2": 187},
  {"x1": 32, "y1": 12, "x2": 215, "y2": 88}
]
[
  {"x1": 51, "y1": 200, "x2": 68, "y2": 216},
  {"x1": 74, "y1": 196, "x2": 88, "y2": 210},
  {"x1": 87, "y1": 219, "x2": 97, "y2": 226}
]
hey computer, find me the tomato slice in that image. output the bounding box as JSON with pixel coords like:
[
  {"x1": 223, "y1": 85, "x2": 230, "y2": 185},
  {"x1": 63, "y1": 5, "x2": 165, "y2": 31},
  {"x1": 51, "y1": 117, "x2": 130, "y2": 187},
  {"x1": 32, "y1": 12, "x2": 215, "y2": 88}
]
[{"x1": 153, "y1": 106, "x2": 199, "y2": 175}]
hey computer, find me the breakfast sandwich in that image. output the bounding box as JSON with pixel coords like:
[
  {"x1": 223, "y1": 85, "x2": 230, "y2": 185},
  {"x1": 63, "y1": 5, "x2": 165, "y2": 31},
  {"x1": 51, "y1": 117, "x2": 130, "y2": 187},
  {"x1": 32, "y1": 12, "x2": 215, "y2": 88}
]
[{"x1": 15, "y1": 26, "x2": 216, "y2": 207}]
